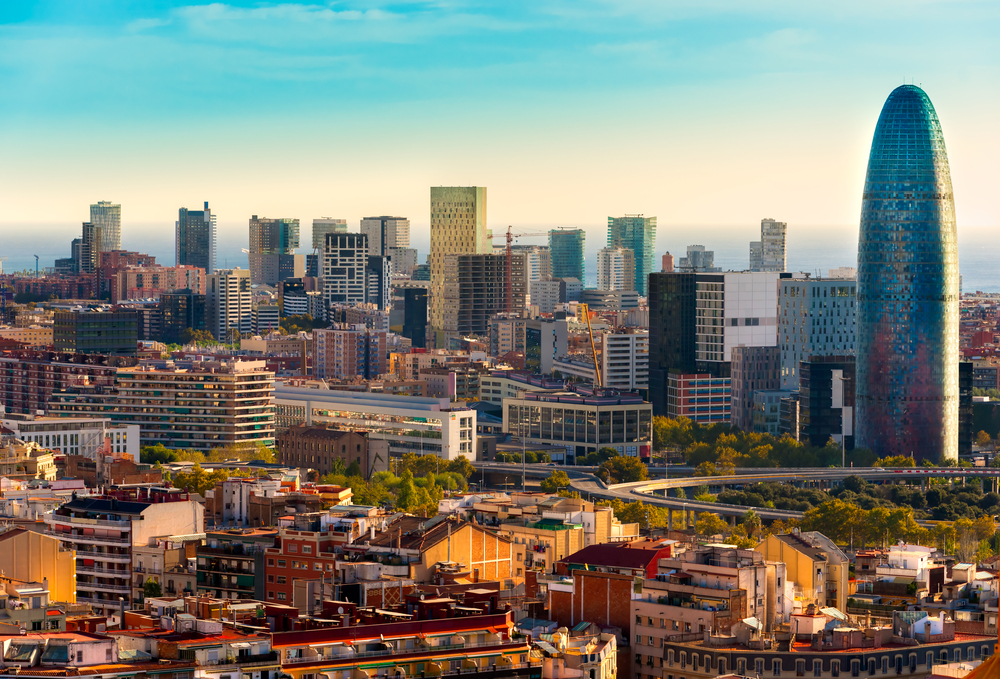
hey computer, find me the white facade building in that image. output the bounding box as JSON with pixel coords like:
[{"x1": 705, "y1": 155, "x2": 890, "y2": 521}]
[
  {"x1": 749, "y1": 217, "x2": 787, "y2": 272},
  {"x1": 323, "y1": 232, "x2": 369, "y2": 307},
  {"x1": 778, "y1": 276, "x2": 857, "y2": 390},
  {"x1": 90, "y1": 200, "x2": 122, "y2": 252},
  {"x1": 206, "y1": 268, "x2": 253, "y2": 341},
  {"x1": 275, "y1": 384, "x2": 477, "y2": 461},
  {"x1": 0, "y1": 415, "x2": 139, "y2": 459},
  {"x1": 695, "y1": 271, "x2": 782, "y2": 365},
  {"x1": 361, "y1": 216, "x2": 410, "y2": 254},
  {"x1": 529, "y1": 279, "x2": 563, "y2": 313},
  {"x1": 596, "y1": 246, "x2": 635, "y2": 291}
]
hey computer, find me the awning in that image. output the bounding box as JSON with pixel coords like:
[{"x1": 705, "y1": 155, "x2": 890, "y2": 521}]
[{"x1": 230, "y1": 643, "x2": 251, "y2": 649}]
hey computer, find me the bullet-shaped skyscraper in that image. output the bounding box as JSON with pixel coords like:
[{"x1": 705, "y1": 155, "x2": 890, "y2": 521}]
[{"x1": 856, "y1": 85, "x2": 959, "y2": 462}]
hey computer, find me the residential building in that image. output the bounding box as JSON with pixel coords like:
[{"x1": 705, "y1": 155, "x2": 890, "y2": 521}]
[
  {"x1": 0, "y1": 527, "x2": 77, "y2": 604},
  {"x1": 131, "y1": 534, "x2": 202, "y2": 604},
  {"x1": 579, "y1": 289, "x2": 639, "y2": 310},
  {"x1": 388, "y1": 247, "x2": 418, "y2": 277},
  {"x1": 249, "y1": 216, "x2": 302, "y2": 286},
  {"x1": 442, "y1": 253, "x2": 525, "y2": 337},
  {"x1": 857, "y1": 86, "x2": 959, "y2": 462},
  {"x1": 311, "y1": 218, "x2": 348, "y2": 249},
  {"x1": 0, "y1": 327, "x2": 53, "y2": 347},
  {"x1": 360, "y1": 514, "x2": 513, "y2": 584},
  {"x1": 419, "y1": 364, "x2": 489, "y2": 401},
  {"x1": 666, "y1": 372, "x2": 732, "y2": 423},
  {"x1": 113, "y1": 264, "x2": 206, "y2": 303},
  {"x1": 196, "y1": 528, "x2": 276, "y2": 600},
  {"x1": 648, "y1": 272, "x2": 696, "y2": 416},
  {"x1": 677, "y1": 244, "x2": 718, "y2": 272},
  {"x1": 504, "y1": 389, "x2": 652, "y2": 462},
  {"x1": 44, "y1": 490, "x2": 204, "y2": 614},
  {"x1": 0, "y1": 440, "x2": 56, "y2": 481},
  {"x1": 510, "y1": 245, "x2": 552, "y2": 289},
  {"x1": 490, "y1": 313, "x2": 528, "y2": 358},
  {"x1": 277, "y1": 425, "x2": 374, "y2": 477},
  {"x1": 778, "y1": 277, "x2": 857, "y2": 390},
  {"x1": 159, "y1": 288, "x2": 206, "y2": 342},
  {"x1": 206, "y1": 268, "x2": 252, "y2": 342},
  {"x1": 749, "y1": 218, "x2": 787, "y2": 272},
  {"x1": 323, "y1": 232, "x2": 369, "y2": 307},
  {"x1": 529, "y1": 279, "x2": 565, "y2": 314},
  {"x1": 176, "y1": 202, "x2": 217, "y2": 274},
  {"x1": 90, "y1": 200, "x2": 121, "y2": 253},
  {"x1": 48, "y1": 358, "x2": 275, "y2": 451},
  {"x1": 312, "y1": 324, "x2": 386, "y2": 380},
  {"x1": 755, "y1": 530, "x2": 849, "y2": 613},
  {"x1": 595, "y1": 246, "x2": 635, "y2": 292},
  {"x1": 97, "y1": 250, "x2": 157, "y2": 300},
  {"x1": 478, "y1": 370, "x2": 565, "y2": 406},
  {"x1": 0, "y1": 349, "x2": 136, "y2": 417},
  {"x1": 553, "y1": 330, "x2": 648, "y2": 391},
  {"x1": 607, "y1": 215, "x2": 656, "y2": 295},
  {"x1": 79, "y1": 222, "x2": 104, "y2": 274},
  {"x1": 536, "y1": 633, "x2": 617, "y2": 679},
  {"x1": 430, "y1": 186, "x2": 491, "y2": 337},
  {"x1": 661, "y1": 252, "x2": 674, "y2": 272},
  {"x1": 561, "y1": 277, "x2": 583, "y2": 302},
  {"x1": 275, "y1": 382, "x2": 476, "y2": 460},
  {"x1": 53, "y1": 310, "x2": 138, "y2": 356},
  {"x1": 393, "y1": 349, "x2": 486, "y2": 381},
  {"x1": 799, "y1": 356, "x2": 855, "y2": 450},
  {"x1": 549, "y1": 229, "x2": 586, "y2": 289},
  {"x1": 730, "y1": 346, "x2": 781, "y2": 431}
]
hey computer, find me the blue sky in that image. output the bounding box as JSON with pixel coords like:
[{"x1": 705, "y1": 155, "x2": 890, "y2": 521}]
[{"x1": 0, "y1": 0, "x2": 998, "y2": 267}]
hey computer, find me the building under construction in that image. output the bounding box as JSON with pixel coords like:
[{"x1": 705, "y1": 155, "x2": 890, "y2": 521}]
[{"x1": 442, "y1": 253, "x2": 526, "y2": 337}]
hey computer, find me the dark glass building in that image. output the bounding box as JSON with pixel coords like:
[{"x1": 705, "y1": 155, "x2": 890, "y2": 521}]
[
  {"x1": 402, "y1": 288, "x2": 427, "y2": 348},
  {"x1": 549, "y1": 228, "x2": 586, "y2": 282},
  {"x1": 54, "y1": 310, "x2": 138, "y2": 355},
  {"x1": 160, "y1": 288, "x2": 206, "y2": 343},
  {"x1": 856, "y1": 85, "x2": 959, "y2": 462},
  {"x1": 648, "y1": 272, "x2": 697, "y2": 416},
  {"x1": 799, "y1": 356, "x2": 855, "y2": 450}
]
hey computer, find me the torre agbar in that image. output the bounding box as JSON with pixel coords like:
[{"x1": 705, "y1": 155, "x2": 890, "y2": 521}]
[{"x1": 856, "y1": 85, "x2": 959, "y2": 462}]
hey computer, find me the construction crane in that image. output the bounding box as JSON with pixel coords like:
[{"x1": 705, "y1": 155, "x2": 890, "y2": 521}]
[
  {"x1": 578, "y1": 302, "x2": 602, "y2": 388},
  {"x1": 491, "y1": 226, "x2": 546, "y2": 313}
]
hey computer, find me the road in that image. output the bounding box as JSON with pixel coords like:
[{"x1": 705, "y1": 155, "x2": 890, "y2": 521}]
[{"x1": 471, "y1": 461, "x2": 993, "y2": 521}]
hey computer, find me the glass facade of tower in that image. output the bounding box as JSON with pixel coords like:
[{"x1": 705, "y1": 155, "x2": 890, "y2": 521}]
[
  {"x1": 549, "y1": 228, "x2": 585, "y2": 282},
  {"x1": 856, "y1": 85, "x2": 959, "y2": 462},
  {"x1": 607, "y1": 215, "x2": 656, "y2": 296}
]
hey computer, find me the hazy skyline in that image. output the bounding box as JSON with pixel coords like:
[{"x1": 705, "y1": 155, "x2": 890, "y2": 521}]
[{"x1": 1, "y1": 1, "x2": 997, "y2": 242}]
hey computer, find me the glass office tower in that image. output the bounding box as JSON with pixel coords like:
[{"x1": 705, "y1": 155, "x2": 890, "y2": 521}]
[
  {"x1": 549, "y1": 228, "x2": 586, "y2": 282},
  {"x1": 607, "y1": 215, "x2": 656, "y2": 296},
  {"x1": 856, "y1": 85, "x2": 959, "y2": 462}
]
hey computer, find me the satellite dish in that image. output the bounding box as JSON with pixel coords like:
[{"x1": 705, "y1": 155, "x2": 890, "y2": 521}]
[
  {"x1": 420, "y1": 594, "x2": 425, "y2": 600},
  {"x1": 337, "y1": 606, "x2": 345, "y2": 615}
]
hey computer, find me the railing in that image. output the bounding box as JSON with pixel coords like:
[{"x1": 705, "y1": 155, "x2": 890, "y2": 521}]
[
  {"x1": 46, "y1": 530, "x2": 130, "y2": 545},
  {"x1": 201, "y1": 652, "x2": 279, "y2": 668},
  {"x1": 47, "y1": 515, "x2": 131, "y2": 528},
  {"x1": 283, "y1": 640, "x2": 528, "y2": 664},
  {"x1": 77, "y1": 565, "x2": 129, "y2": 576},
  {"x1": 78, "y1": 582, "x2": 131, "y2": 593},
  {"x1": 75, "y1": 551, "x2": 131, "y2": 562}
]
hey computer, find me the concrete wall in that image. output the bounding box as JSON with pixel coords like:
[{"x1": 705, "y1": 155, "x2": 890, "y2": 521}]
[{"x1": 0, "y1": 529, "x2": 76, "y2": 603}]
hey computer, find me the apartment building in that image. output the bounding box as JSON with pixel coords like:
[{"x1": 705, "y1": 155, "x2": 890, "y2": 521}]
[
  {"x1": 131, "y1": 534, "x2": 202, "y2": 605},
  {"x1": 0, "y1": 527, "x2": 77, "y2": 604},
  {"x1": 0, "y1": 415, "x2": 138, "y2": 459},
  {"x1": 44, "y1": 490, "x2": 204, "y2": 615},
  {"x1": 755, "y1": 531, "x2": 850, "y2": 612},
  {"x1": 312, "y1": 324, "x2": 387, "y2": 380},
  {"x1": 554, "y1": 330, "x2": 648, "y2": 391},
  {"x1": 478, "y1": 371, "x2": 565, "y2": 406},
  {"x1": 206, "y1": 268, "x2": 252, "y2": 342},
  {"x1": 113, "y1": 265, "x2": 207, "y2": 303},
  {"x1": 0, "y1": 327, "x2": 53, "y2": 348},
  {"x1": 596, "y1": 246, "x2": 636, "y2": 292},
  {"x1": 47, "y1": 359, "x2": 275, "y2": 452},
  {"x1": 196, "y1": 528, "x2": 276, "y2": 601},
  {"x1": 53, "y1": 310, "x2": 138, "y2": 356},
  {"x1": 730, "y1": 345, "x2": 781, "y2": 431},
  {"x1": 0, "y1": 350, "x2": 136, "y2": 416},
  {"x1": 778, "y1": 277, "x2": 857, "y2": 390}
]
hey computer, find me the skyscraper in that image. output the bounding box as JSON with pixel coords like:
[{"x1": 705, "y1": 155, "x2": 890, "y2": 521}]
[
  {"x1": 596, "y1": 246, "x2": 635, "y2": 291},
  {"x1": 90, "y1": 201, "x2": 121, "y2": 252},
  {"x1": 361, "y1": 216, "x2": 416, "y2": 277},
  {"x1": 549, "y1": 228, "x2": 585, "y2": 282},
  {"x1": 206, "y1": 268, "x2": 252, "y2": 341},
  {"x1": 312, "y1": 218, "x2": 348, "y2": 250},
  {"x1": 323, "y1": 233, "x2": 369, "y2": 306},
  {"x1": 176, "y1": 202, "x2": 217, "y2": 274},
  {"x1": 856, "y1": 85, "x2": 959, "y2": 462},
  {"x1": 749, "y1": 218, "x2": 787, "y2": 272},
  {"x1": 607, "y1": 215, "x2": 656, "y2": 296},
  {"x1": 248, "y1": 216, "x2": 303, "y2": 285},
  {"x1": 429, "y1": 186, "x2": 491, "y2": 338},
  {"x1": 79, "y1": 222, "x2": 103, "y2": 273}
]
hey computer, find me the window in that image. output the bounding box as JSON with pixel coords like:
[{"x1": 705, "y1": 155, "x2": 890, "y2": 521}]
[
  {"x1": 303, "y1": 546, "x2": 312, "y2": 554},
  {"x1": 277, "y1": 560, "x2": 286, "y2": 568},
  {"x1": 268, "y1": 592, "x2": 274, "y2": 599},
  {"x1": 868, "y1": 659, "x2": 876, "y2": 675},
  {"x1": 796, "y1": 660, "x2": 805, "y2": 677},
  {"x1": 774, "y1": 660, "x2": 781, "y2": 676},
  {"x1": 267, "y1": 559, "x2": 274, "y2": 566},
  {"x1": 852, "y1": 660, "x2": 860, "y2": 677},
  {"x1": 814, "y1": 660, "x2": 822, "y2": 677},
  {"x1": 635, "y1": 635, "x2": 642, "y2": 645},
  {"x1": 881, "y1": 657, "x2": 888, "y2": 674},
  {"x1": 267, "y1": 575, "x2": 274, "y2": 583},
  {"x1": 77, "y1": 651, "x2": 83, "y2": 663},
  {"x1": 737, "y1": 660, "x2": 746, "y2": 676},
  {"x1": 289, "y1": 545, "x2": 298, "y2": 553},
  {"x1": 107, "y1": 649, "x2": 113, "y2": 661},
  {"x1": 277, "y1": 592, "x2": 286, "y2": 600},
  {"x1": 277, "y1": 576, "x2": 286, "y2": 584},
  {"x1": 636, "y1": 615, "x2": 642, "y2": 625},
  {"x1": 718, "y1": 659, "x2": 726, "y2": 674},
  {"x1": 832, "y1": 661, "x2": 840, "y2": 677},
  {"x1": 314, "y1": 563, "x2": 323, "y2": 571}
]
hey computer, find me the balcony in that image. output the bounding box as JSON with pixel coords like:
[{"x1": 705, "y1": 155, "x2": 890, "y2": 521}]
[
  {"x1": 47, "y1": 514, "x2": 131, "y2": 529},
  {"x1": 875, "y1": 565, "x2": 919, "y2": 578},
  {"x1": 77, "y1": 564, "x2": 129, "y2": 577},
  {"x1": 75, "y1": 550, "x2": 131, "y2": 563},
  {"x1": 78, "y1": 581, "x2": 131, "y2": 594},
  {"x1": 200, "y1": 652, "x2": 280, "y2": 668},
  {"x1": 47, "y1": 530, "x2": 131, "y2": 545}
]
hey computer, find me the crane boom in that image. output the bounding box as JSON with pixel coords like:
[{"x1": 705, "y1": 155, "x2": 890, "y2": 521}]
[
  {"x1": 578, "y1": 303, "x2": 602, "y2": 388},
  {"x1": 491, "y1": 226, "x2": 546, "y2": 313}
]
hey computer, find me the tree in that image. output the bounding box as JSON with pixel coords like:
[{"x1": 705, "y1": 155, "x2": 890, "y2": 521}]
[
  {"x1": 873, "y1": 455, "x2": 917, "y2": 468},
  {"x1": 177, "y1": 328, "x2": 215, "y2": 344},
  {"x1": 143, "y1": 578, "x2": 161, "y2": 599},
  {"x1": 596, "y1": 455, "x2": 648, "y2": 484},
  {"x1": 540, "y1": 470, "x2": 572, "y2": 494},
  {"x1": 741, "y1": 509, "x2": 762, "y2": 539},
  {"x1": 694, "y1": 461, "x2": 721, "y2": 477},
  {"x1": 445, "y1": 456, "x2": 475, "y2": 478},
  {"x1": 345, "y1": 461, "x2": 362, "y2": 478},
  {"x1": 695, "y1": 513, "x2": 729, "y2": 537},
  {"x1": 141, "y1": 443, "x2": 179, "y2": 465},
  {"x1": 977, "y1": 431, "x2": 993, "y2": 447}
]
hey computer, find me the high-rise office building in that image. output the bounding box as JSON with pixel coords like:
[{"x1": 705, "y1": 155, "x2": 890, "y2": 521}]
[
  {"x1": 429, "y1": 187, "x2": 491, "y2": 337},
  {"x1": 79, "y1": 222, "x2": 103, "y2": 273},
  {"x1": 365, "y1": 255, "x2": 391, "y2": 311},
  {"x1": 778, "y1": 277, "x2": 857, "y2": 390},
  {"x1": 248, "y1": 216, "x2": 303, "y2": 285},
  {"x1": 549, "y1": 228, "x2": 585, "y2": 284},
  {"x1": 323, "y1": 233, "x2": 369, "y2": 307},
  {"x1": 312, "y1": 218, "x2": 348, "y2": 250},
  {"x1": 361, "y1": 216, "x2": 410, "y2": 254},
  {"x1": 677, "y1": 245, "x2": 718, "y2": 272},
  {"x1": 856, "y1": 85, "x2": 959, "y2": 462},
  {"x1": 596, "y1": 246, "x2": 635, "y2": 291},
  {"x1": 731, "y1": 346, "x2": 781, "y2": 431},
  {"x1": 206, "y1": 268, "x2": 252, "y2": 341},
  {"x1": 607, "y1": 215, "x2": 656, "y2": 296},
  {"x1": 402, "y1": 288, "x2": 428, "y2": 349},
  {"x1": 90, "y1": 201, "x2": 121, "y2": 253},
  {"x1": 160, "y1": 288, "x2": 206, "y2": 343},
  {"x1": 54, "y1": 310, "x2": 138, "y2": 355},
  {"x1": 176, "y1": 202, "x2": 217, "y2": 274},
  {"x1": 749, "y1": 218, "x2": 787, "y2": 272}
]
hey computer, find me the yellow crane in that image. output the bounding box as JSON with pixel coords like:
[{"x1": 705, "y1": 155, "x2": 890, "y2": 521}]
[{"x1": 578, "y1": 302, "x2": 602, "y2": 388}]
